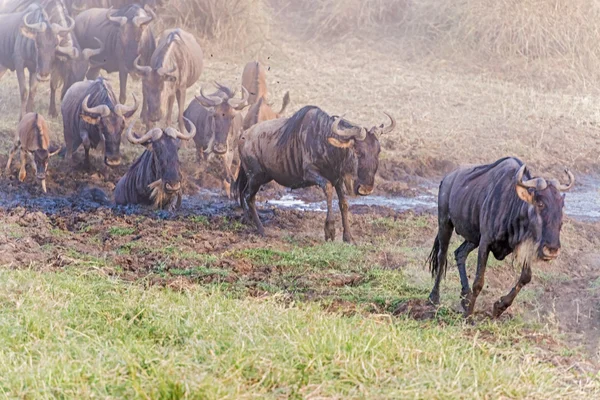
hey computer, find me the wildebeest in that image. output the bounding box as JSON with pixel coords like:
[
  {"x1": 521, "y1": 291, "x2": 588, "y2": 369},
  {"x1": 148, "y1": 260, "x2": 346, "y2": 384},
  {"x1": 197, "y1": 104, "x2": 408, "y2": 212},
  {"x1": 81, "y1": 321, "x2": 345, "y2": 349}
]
[
  {"x1": 0, "y1": 4, "x2": 76, "y2": 119},
  {"x1": 49, "y1": 35, "x2": 104, "y2": 117},
  {"x1": 427, "y1": 157, "x2": 574, "y2": 318},
  {"x1": 5, "y1": 112, "x2": 60, "y2": 192},
  {"x1": 236, "y1": 105, "x2": 395, "y2": 243},
  {"x1": 184, "y1": 83, "x2": 248, "y2": 198},
  {"x1": 114, "y1": 117, "x2": 196, "y2": 210},
  {"x1": 241, "y1": 61, "x2": 266, "y2": 106},
  {"x1": 61, "y1": 77, "x2": 138, "y2": 168},
  {"x1": 242, "y1": 92, "x2": 290, "y2": 130},
  {"x1": 74, "y1": 3, "x2": 155, "y2": 104},
  {"x1": 134, "y1": 28, "x2": 203, "y2": 133}
]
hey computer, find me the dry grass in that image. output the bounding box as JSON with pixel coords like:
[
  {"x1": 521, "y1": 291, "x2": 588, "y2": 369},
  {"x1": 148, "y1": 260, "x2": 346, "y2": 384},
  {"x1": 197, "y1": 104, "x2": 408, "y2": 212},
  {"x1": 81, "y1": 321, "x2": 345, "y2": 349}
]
[{"x1": 156, "y1": 0, "x2": 270, "y2": 52}]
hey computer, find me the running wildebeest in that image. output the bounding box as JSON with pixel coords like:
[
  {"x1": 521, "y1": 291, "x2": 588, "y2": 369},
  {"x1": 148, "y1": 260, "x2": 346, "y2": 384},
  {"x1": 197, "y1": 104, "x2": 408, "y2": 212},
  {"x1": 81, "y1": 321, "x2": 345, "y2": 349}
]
[
  {"x1": 184, "y1": 83, "x2": 249, "y2": 198},
  {"x1": 74, "y1": 3, "x2": 155, "y2": 104},
  {"x1": 0, "y1": 4, "x2": 76, "y2": 120},
  {"x1": 114, "y1": 117, "x2": 196, "y2": 210},
  {"x1": 427, "y1": 157, "x2": 575, "y2": 318},
  {"x1": 134, "y1": 28, "x2": 203, "y2": 132},
  {"x1": 236, "y1": 105, "x2": 395, "y2": 243},
  {"x1": 5, "y1": 112, "x2": 60, "y2": 192},
  {"x1": 240, "y1": 60, "x2": 290, "y2": 130},
  {"x1": 61, "y1": 77, "x2": 138, "y2": 169}
]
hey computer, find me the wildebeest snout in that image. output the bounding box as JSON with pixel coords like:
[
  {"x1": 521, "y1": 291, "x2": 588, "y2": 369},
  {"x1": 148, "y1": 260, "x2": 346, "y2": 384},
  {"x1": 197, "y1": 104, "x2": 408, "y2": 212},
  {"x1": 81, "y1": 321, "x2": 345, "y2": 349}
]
[
  {"x1": 104, "y1": 156, "x2": 122, "y2": 167},
  {"x1": 541, "y1": 245, "x2": 560, "y2": 260},
  {"x1": 356, "y1": 185, "x2": 374, "y2": 196},
  {"x1": 213, "y1": 143, "x2": 227, "y2": 155},
  {"x1": 36, "y1": 72, "x2": 51, "y2": 82}
]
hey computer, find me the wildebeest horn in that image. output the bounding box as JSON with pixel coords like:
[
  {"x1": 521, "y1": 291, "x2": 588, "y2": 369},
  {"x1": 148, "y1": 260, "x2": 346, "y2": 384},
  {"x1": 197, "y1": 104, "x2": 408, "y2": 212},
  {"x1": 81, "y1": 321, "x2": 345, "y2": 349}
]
[
  {"x1": 227, "y1": 86, "x2": 250, "y2": 110},
  {"x1": 82, "y1": 94, "x2": 110, "y2": 117},
  {"x1": 196, "y1": 87, "x2": 223, "y2": 107},
  {"x1": 549, "y1": 169, "x2": 575, "y2": 192},
  {"x1": 127, "y1": 119, "x2": 163, "y2": 144},
  {"x1": 157, "y1": 65, "x2": 177, "y2": 77},
  {"x1": 133, "y1": 6, "x2": 155, "y2": 27},
  {"x1": 82, "y1": 37, "x2": 104, "y2": 60},
  {"x1": 115, "y1": 94, "x2": 138, "y2": 118},
  {"x1": 516, "y1": 165, "x2": 548, "y2": 191},
  {"x1": 23, "y1": 11, "x2": 47, "y2": 32},
  {"x1": 133, "y1": 55, "x2": 152, "y2": 75},
  {"x1": 107, "y1": 8, "x2": 127, "y2": 26},
  {"x1": 331, "y1": 116, "x2": 367, "y2": 141},
  {"x1": 51, "y1": 15, "x2": 75, "y2": 34},
  {"x1": 380, "y1": 112, "x2": 396, "y2": 135},
  {"x1": 165, "y1": 117, "x2": 196, "y2": 140},
  {"x1": 56, "y1": 45, "x2": 79, "y2": 60}
]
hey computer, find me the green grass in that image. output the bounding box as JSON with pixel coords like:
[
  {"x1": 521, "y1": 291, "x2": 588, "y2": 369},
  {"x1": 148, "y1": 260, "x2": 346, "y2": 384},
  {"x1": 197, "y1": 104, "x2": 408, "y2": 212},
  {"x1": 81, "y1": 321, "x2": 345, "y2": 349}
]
[
  {"x1": 109, "y1": 226, "x2": 136, "y2": 237},
  {"x1": 0, "y1": 268, "x2": 597, "y2": 399}
]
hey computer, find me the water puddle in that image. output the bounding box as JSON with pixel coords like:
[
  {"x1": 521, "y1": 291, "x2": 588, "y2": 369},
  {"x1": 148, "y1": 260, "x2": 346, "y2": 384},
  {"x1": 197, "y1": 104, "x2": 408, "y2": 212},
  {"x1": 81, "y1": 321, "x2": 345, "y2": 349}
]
[{"x1": 564, "y1": 176, "x2": 600, "y2": 221}]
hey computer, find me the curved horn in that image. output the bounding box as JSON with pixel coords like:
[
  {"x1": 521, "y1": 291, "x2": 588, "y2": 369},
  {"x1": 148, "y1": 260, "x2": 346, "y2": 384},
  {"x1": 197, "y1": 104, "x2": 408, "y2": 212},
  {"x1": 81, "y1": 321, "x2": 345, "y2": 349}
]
[
  {"x1": 56, "y1": 45, "x2": 79, "y2": 60},
  {"x1": 82, "y1": 37, "x2": 104, "y2": 60},
  {"x1": 331, "y1": 116, "x2": 367, "y2": 141},
  {"x1": 133, "y1": 8, "x2": 154, "y2": 28},
  {"x1": 107, "y1": 8, "x2": 127, "y2": 26},
  {"x1": 115, "y1": 94, "x2": 138, "y2": 118},
  {"x1": 195, "y1": 86, "x2": 223, "y2": 107},
  {"x1": 380, "y1": 112, "x2": 396, "y2": 135},
  {"x1": 516, "y1": 164, "x2": 548, "y2": 191},
  {"x1": 549, "y1": 169, "x2": 575, "y2": 192},
  {"x1": 127, "y1": 119, "x2": 162, "y2": 144},
  {"x1": 227, "y1": 86, "x2": 250, "y2": 110},
  {"x1": 133, "y1": 55, "x2": 152, "y2": 75},
  {"x1": 22, "y1": 11, "x2": 47, "y2": 32},
  {"x1": 51, "y1": 15, "x2": 75, "y2": 34},
  {"x1": 82, "y1": 94, "x2": 110, "y2": 117},
  {"x1": 157, "y1": 65, "x2": 177, "y2": 77},
  {"x1": 166, "y1": 117, "x2": 196, "y2": 140}
]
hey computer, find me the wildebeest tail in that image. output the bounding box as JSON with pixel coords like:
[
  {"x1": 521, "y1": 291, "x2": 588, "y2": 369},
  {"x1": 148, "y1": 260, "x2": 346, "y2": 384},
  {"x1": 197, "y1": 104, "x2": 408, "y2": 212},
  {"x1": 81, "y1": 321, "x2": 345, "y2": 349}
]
[
  {"x1": 427, "y1": 234, "x2": 442, "y2": 278},
  {"x1": 235, "y1": 165, "x2": 248, "y2": 207},
  {"x1": 277, "y1": 91, "x2": 291, "y2": 116}
]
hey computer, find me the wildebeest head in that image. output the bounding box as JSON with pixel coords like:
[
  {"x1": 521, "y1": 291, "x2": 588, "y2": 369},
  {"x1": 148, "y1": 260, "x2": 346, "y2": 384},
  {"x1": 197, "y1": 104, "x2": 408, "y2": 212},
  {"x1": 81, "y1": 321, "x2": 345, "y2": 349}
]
[
  {"x1": 106, "y1": 5, "x2": 155, "y2": 69},
  {"x1": 79, "y1": 92, "x2": 138, "y2": 166},
  {"x1": 514, "y1": 165, "x2": 574, "y2": 261},
  {"x1": 33, "y1": 145, "x2": 61, "y2": 192},
  {"x1": 328, "y1": 113, "x2": 396, "y2": 196},
  {"x1": 133, "y1": 53, "x2": 178, "y2": 124},
  {"x1": 126, "y1": 117, "x2": 196, "y2": 198},
  {"x1": 195, "y1": 83, "x2": 249, "y2": 156},
  {"x1": 20, "y1": 7, "x2": 76, "y2": 81}
]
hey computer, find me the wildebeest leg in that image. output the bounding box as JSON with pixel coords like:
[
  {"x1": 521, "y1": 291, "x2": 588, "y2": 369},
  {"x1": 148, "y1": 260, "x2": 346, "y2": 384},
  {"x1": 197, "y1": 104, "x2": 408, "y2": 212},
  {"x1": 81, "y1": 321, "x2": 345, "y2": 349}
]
[
  {"x1": 118, "y1": 69, "x2": 128, "y2": 104},
  {"x1": 81, "y1": 130, "x2": 91, "y2": 170},
  {"x1": 5, "y1": 141, "x2": 20, "y2": 175},
  {"x1": 455, "y1": 241, "x2": 478, "y2": 311},
  {"x1": 176, "y1": 89, "x2": 186, "y2": 133},
  {"x1": 16, "y1": 66, "x2": 27, "y2": 120},
  {"x1": 49, "y1": 70, "x2": 60, "y2": 118},
  {"x1": 323, "y1": 182, "x2": 335, "y2": 241},
  {"x1": 334, "y1": 182, "x2": 354, "y2": 244},
  {"x1": 245, "y1": 178, "x2": 267, "y2": 236},
  {"x1": 464, "y1": 243, "x2": 490, "y2": 318},
  {"x1": 26, "y1": 71, "x2": 38, "y2": 114},
  {"x1": 18, "y1": 149, "x2": 28, "y2": 182},
  {"x1": 492, "y1": 263, "x2": 532, "y2": 318},
  {"x1": 166, "y1": 95, "x2": 175, "y2": 127},
  {"x1": 86, "y1": 66, "x2": 100, "y2": 80},
  {"x1": 429, "y1": 219, "x2": 454, "y2": 305}
]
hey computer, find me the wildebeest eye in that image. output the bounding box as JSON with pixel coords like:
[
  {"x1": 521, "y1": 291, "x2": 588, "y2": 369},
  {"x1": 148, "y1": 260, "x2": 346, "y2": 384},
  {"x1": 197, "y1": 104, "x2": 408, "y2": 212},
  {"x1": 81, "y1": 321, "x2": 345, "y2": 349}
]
[{"x1": 537, "y1": 201, "x2": 545, "y2": 209}]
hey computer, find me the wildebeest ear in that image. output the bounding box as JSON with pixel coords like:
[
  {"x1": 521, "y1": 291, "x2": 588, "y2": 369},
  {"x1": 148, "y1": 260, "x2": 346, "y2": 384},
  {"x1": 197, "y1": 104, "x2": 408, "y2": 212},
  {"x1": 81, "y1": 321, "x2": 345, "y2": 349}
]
[
  {"x1": 516, "y1": 185, "x2": 535, "y2": 204},
  {"x1": 80, "y1": 114, "x2": 100, "y2": 125},
  {"x1": 20, "y1": 26, "x2": 36, "y2": 40},
  {"x1": 327, "y1": 137, "x2": 354, "y2": 149}
]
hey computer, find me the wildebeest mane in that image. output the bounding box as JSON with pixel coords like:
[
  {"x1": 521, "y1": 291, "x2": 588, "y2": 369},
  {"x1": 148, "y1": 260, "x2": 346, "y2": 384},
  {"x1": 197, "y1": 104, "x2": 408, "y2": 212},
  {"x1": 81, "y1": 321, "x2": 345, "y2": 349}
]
[
  {"x1": 113, "y1": 3, "x2": 145, "y2": 19},
  {"x1": 464, "y1": 156, "x2": 529, "y2": 182},
  {"x1": 81, "y1": 78, "x2": 117, "y2": 114},
  {"x1": 277, "y1": 105, "x2": 354, "y2": 146}
]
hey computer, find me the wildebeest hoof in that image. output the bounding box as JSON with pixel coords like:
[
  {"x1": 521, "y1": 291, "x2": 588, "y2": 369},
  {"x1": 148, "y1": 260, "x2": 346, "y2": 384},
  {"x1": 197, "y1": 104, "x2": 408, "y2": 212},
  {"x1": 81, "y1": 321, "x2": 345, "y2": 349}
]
[
  {"x1": 342, "y1": 234, "x2": 355, "y2": 244},
  {"x1": 428, "y1": 293, "x2": 440, "y2": 306},
  {"x1": 492, "y1": 302, "x2": 507, "y2": 318}
]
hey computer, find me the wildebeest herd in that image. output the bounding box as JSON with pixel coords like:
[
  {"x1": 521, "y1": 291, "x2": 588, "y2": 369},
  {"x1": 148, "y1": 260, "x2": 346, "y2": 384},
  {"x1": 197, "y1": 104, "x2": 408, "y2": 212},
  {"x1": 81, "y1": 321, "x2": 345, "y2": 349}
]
[{"x1": 0, "y1": 0, "x2": 577, "y2": 318}]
